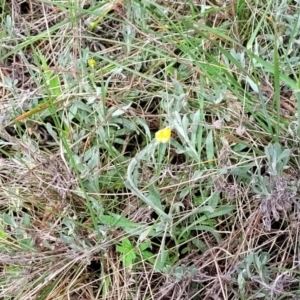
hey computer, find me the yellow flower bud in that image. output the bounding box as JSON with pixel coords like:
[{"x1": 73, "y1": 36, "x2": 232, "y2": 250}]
[{"x1": 88, "y1": 58, "x2": 95, "y2": 68}]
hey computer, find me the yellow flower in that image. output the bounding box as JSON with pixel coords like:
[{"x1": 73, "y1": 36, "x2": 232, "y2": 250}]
[
  {"x1": 155, "y1": 127, "x2": 171, "y2": 143},
  {"x1": 88, "y1": 58, "x2": 95, "y2": 68}
]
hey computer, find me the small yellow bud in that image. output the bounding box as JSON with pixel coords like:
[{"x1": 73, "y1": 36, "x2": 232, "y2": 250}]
[{"x1": 88, "y1": 58, "x2": 95, "y2": 68}]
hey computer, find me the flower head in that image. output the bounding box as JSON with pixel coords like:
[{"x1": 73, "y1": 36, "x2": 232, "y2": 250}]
[
  {"x1": 88, "y1": 58, "x2": 95, "y2": 68},
  {"x1": 155, "y1": 127, "x2": 171, "y2": 143}
]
